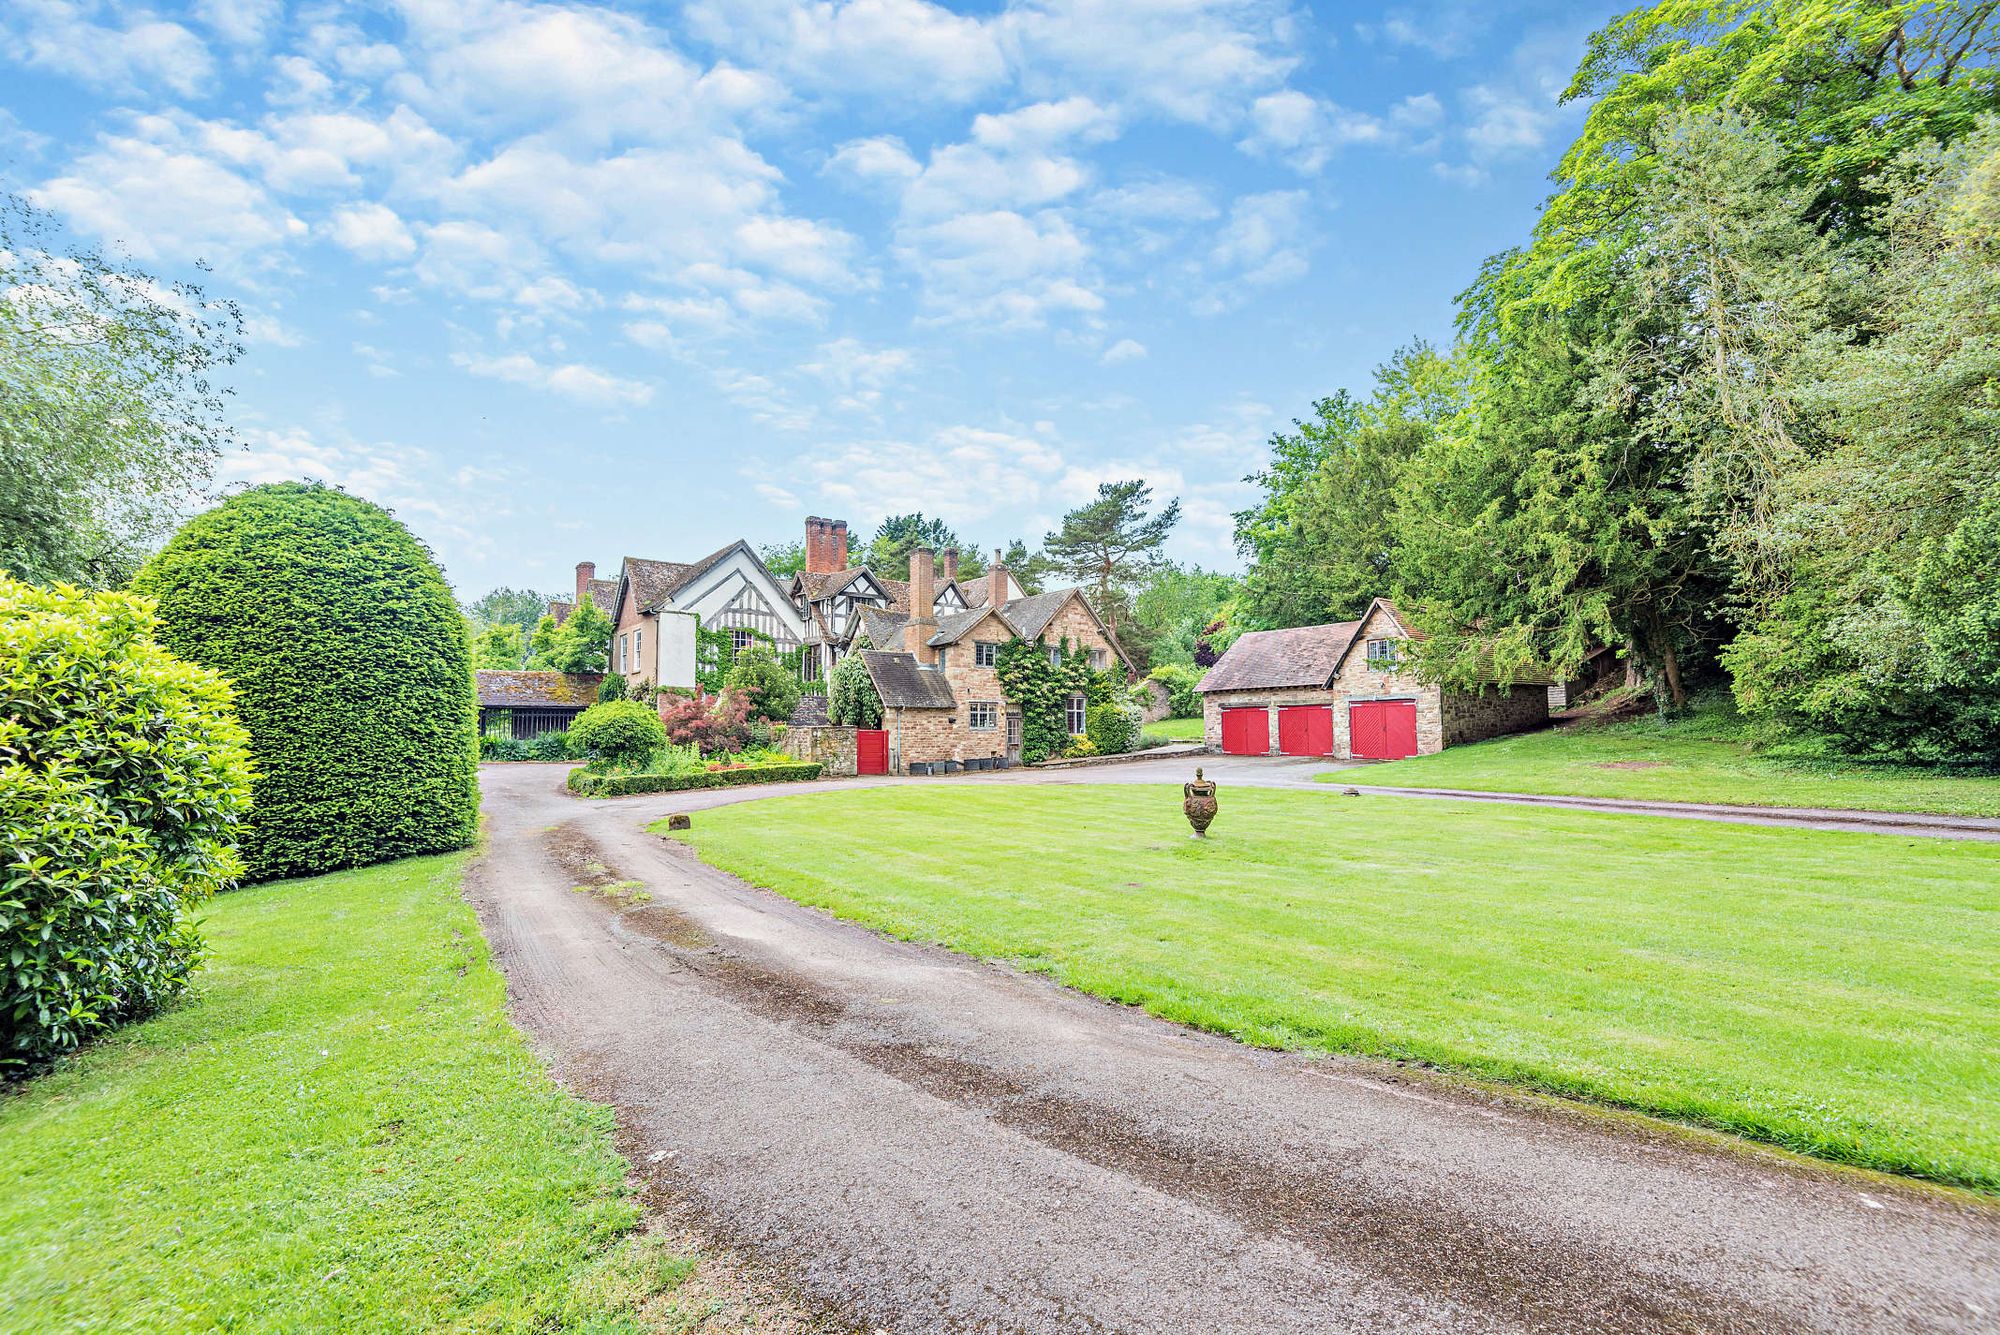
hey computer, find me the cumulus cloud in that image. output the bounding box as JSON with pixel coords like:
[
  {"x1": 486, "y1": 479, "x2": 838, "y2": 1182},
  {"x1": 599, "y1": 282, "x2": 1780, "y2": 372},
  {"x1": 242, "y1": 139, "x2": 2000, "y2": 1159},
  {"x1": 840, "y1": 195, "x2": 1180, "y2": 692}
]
[
  {"x1": 29, "y1": 131, "x2": 305, "y2": 265},
  {"x1": 6, "y1": 1, "x2": 213, "y2": 96},
  {"x1": 326, "y1": 201, "x2": 416, "y2": 260},
  {"x1": 1100, "y1": 337, "x2": 1146, "y2": 365},
  {"x1": 686, "y1": 0, "x2": 1005, "y2": 103},
  {"x1": 453, "y1": 349, "x2": 652, "y2": 406}
]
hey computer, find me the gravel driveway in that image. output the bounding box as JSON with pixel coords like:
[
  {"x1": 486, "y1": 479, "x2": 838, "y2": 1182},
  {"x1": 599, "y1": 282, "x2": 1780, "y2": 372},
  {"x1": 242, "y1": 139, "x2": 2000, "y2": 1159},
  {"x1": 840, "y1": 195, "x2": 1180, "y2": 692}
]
[{"x1": 467, "y1": 763, "x2": 2000, "y2": 1334}]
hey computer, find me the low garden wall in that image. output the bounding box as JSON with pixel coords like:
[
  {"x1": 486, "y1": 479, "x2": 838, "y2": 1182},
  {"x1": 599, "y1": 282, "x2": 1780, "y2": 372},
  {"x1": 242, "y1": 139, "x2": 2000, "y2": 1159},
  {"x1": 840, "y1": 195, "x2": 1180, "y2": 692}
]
[
  {"x1": 780, "y1": 724, "x2": 858, "y2": 777},
  {"x1": 568, "y1": 761, "x2": 822, "y2": 798}
]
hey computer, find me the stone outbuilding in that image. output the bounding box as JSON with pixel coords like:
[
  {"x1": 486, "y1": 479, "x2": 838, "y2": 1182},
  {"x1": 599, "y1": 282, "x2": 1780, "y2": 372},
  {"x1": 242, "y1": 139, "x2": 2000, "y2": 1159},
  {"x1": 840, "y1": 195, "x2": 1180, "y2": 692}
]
[{"x1": 1196, "y1": 599, "x2": 1548, "y2": 760}]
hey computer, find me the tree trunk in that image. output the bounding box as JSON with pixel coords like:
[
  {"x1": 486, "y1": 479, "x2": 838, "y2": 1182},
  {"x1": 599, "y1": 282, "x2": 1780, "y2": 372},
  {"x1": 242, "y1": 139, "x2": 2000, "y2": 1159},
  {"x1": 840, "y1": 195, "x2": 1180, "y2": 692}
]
[{"x1": 1660, "y1": 640, "x2": 1686, "y2": 710}]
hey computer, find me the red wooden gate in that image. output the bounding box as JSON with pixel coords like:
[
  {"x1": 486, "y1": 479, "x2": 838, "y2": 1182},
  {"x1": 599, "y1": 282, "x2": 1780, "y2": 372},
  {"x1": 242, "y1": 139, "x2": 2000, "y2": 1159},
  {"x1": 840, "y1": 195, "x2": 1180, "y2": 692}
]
[
  {"x1": 856, "y1": 728, "x2": 889, "y2": 775},
  {"x1": 1220, "y1": 707, "x2": 1268, "y2": 755},
  {"x1": 1348, "y1": 700, "x2": 1418, "y2": 760},
  {"x1": 1277, "y1": 705, "x2": 1334, "y2": 756}
]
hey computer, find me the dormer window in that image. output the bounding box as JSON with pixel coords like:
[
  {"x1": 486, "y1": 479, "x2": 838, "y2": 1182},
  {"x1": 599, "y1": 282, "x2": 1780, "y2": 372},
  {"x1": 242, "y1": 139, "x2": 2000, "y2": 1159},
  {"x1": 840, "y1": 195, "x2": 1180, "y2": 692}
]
[{"x1": 1366, "y1": 638, "x2": 1400, "y2": 669}]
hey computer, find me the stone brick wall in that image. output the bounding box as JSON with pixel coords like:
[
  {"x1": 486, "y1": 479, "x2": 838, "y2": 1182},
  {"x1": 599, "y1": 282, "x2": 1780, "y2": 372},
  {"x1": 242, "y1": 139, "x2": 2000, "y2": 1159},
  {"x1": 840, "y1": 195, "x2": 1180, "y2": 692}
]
[
  {"x1": 885, "y1": 706, "x2": 1004, "y2": 771},
  {"x1": 1441, "y1": 685, "x2": 1549, "y2": 747},
  {"x1": 1135, "y1": 678, "x2": 1172, "y2": 723},
  {"x1": 779, "y1": 724, "x2": 858, "y2": 777},
  {"x1": 1040, "y1": 597, "x2": 1124, "y2": 674}
]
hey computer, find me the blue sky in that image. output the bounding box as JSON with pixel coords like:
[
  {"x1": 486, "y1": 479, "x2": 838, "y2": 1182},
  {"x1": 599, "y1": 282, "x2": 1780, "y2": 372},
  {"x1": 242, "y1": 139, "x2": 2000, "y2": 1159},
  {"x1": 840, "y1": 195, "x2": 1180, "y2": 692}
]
[{"x1": 3, "y1": 0, "x2": 1623, "y2": 598}]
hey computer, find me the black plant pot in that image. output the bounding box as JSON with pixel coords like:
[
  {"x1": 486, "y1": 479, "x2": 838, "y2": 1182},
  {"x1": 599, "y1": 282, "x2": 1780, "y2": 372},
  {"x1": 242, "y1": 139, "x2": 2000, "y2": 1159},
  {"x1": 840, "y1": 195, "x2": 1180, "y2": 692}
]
[{"x1": 908, "y1": 761, "x2": 933, "y2": 776}]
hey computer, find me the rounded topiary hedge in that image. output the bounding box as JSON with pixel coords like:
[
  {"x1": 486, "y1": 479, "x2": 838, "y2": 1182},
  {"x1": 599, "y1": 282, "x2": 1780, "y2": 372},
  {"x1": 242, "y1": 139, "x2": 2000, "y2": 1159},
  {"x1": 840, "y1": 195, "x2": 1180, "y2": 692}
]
[
  {"x1": 131, "y1": 483, "x2": 479, "y2": 881},
  {"x1": 568, "y1": 700, "x2": 666, "y2": 768}
]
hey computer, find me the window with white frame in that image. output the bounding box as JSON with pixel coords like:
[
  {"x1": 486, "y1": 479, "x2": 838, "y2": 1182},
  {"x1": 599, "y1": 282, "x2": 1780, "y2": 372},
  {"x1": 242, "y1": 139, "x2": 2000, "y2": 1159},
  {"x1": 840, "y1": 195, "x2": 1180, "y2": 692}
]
[
  {"x1": 618, "y1": 633, "x2": 628, "y2": 672},
  {"x1": 1065, "y1": 693, "x2": 1087, "y2": 734},
  {"x1": 974, "y1": 641, "x2": 998, "y2": 667},
  {"x1": 969, "y1": 701, "x2": 998, "y2": 731},
  {"x1": 1048, "y1": 646, "x2": 1063, "y2": 666},
  {"x1": 1090, "y1": 648, "x2": 1106, "y2": 669},
  {"x1": 732, "y1": 628, "x2": 754, "y2": 654},
  {"x1": 1366, "y1": 638, "x2": 1400, "y2": 669},
  {"x1": 635, "y1": 627, "x2": 642, "y2": 665}
]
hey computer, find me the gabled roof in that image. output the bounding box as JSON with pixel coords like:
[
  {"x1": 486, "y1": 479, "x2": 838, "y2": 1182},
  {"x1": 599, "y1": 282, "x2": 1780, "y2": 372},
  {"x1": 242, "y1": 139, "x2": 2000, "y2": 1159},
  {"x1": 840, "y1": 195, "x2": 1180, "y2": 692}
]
[
  {"x1": 475, "y1": 670, "x2": 603, "y2": 707},
  {"x1": 859, "y1": 650, "x2": 956, "y2": 709},
  {"x1": 927, "y1": 606, "x2": 993, "y2": 646},
  {"x1": 994, "y1": 588, "x2": 1071, "y2": 641},
  {"x1": 856, "y1": 605, "x2": 908, "y2": 651},
  {"x1": 1197, "y1": 620, "x2": 1364, "y2": 692},
  {"x1": 622, "y1": 542, "x2": 748, "y2": 613}
]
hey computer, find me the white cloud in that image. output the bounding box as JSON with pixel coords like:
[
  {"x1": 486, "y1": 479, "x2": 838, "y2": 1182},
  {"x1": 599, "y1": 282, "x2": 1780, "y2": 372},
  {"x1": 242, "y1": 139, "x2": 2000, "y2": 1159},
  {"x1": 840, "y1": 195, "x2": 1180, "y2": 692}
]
[
  {"x1": 1462, "y1": 84, "x2": 1557, "y2": 155},
  {"x1": 1199, "y1": 190, "x2": 1310, "y2": 310},
  {"x1": 824, "y1": 135, "x2": 923, "y2": 187},
  {"x1": 1100, "y1": 337, "x2": 1146, "y2": 365},
  {"x1": 29, "y1": 131, "x2": 305, "y2": 265},
  {"x1": 686, "y1": 0, "x2": 1005, "y2": 103},
  {"x1": 193, "y1": 0, "x2": 281, "y2": 48},
  {"x1": 326, "y1": 202, "x2": 416, "y2": 260},
  {"x1": 895, "y1": 209, "x2": 1101, "y2": 327},
  {"x1": 798, "y1": 424, "x2": 1072, "y2": 520},
  {"x1": 801, "y1": 337, "x2": 914, "y2": 390},
  {"x1": 453, "y1": 349, "x2": 652, "y2": 406},
  {"x1": 6, "y1": 1, "x2": 213, "y2": 96}
]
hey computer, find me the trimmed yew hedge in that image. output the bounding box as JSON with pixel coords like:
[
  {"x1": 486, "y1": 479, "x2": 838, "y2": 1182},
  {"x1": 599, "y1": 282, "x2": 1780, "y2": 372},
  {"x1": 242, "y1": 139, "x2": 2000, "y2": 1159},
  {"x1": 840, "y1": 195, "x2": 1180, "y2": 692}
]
[
  {"x1": 131, "y1": 483, "x2": 479, "y2": 881},
  {"x1": 567, "y1": 762, "x2": 821, "y2": 798}
]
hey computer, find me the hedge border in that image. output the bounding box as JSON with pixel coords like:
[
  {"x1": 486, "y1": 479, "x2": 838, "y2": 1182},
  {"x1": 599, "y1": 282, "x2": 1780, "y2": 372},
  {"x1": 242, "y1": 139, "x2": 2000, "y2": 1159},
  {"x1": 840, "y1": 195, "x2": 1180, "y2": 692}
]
[{"x1": 567, "y1": 762, "x2": 823, "y2": 798}]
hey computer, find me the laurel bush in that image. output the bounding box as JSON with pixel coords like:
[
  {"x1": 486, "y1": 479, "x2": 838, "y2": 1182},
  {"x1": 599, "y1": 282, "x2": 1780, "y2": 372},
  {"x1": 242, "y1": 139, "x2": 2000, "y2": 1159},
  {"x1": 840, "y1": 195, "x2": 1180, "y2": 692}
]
[{"x1": 1, "y1": 576, "x2": 252, "y2": 1068}]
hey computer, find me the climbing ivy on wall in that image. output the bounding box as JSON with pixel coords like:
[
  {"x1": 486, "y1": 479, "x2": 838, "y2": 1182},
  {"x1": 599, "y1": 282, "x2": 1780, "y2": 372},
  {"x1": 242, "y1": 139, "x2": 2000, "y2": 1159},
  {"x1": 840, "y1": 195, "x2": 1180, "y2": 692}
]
[{"x1": 995, "y1": 636, "x2": 1114, "y2": 764}]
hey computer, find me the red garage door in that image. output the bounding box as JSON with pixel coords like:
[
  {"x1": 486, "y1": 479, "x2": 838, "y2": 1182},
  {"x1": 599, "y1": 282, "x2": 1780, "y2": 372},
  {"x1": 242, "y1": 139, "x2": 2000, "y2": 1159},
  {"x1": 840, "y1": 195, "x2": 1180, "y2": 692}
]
[
  {"x1": 1277, "y1": 706, "x2": 1334, "y2": 756},
  {"x1": 1348, "y1": 700, "x2": 1418, "y2": 761},
  {"x1": 1219, "y1": 707, "x2": 1269, "y2": 755},
  {"x1": 856, "y1": 728, "x2": 889, "y2": 775}
]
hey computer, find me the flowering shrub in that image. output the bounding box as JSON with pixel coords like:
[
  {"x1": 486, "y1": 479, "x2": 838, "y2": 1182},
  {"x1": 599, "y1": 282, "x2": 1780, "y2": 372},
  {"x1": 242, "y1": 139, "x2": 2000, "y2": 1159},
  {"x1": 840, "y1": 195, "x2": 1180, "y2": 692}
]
[
  {"x1": 658, "y1": 689, "x2": 753, "y2": 755},
  {"x1": 1085, "y1": 702, "x2": 1140, "y2": 754}
]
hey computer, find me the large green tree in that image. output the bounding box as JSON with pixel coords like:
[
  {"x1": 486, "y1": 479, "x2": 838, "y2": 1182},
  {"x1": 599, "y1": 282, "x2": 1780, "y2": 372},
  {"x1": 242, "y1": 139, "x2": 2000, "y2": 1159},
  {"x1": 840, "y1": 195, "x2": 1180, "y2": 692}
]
[
  {"x1": 0, "y1": 193, "x2": 242, "y2": 587},
  {"x1": 1041, "y1": 481, "x2": 1181, "y2": 636},
  {"x1": 527, "y1": 594, "x2": 612, "y2": 674},
  {"x1": 862, "y1": 513, "x2": 980, "y2": 580},
  {"x1": 464, "y1": 586, "x2": 555, "y2": 637}
]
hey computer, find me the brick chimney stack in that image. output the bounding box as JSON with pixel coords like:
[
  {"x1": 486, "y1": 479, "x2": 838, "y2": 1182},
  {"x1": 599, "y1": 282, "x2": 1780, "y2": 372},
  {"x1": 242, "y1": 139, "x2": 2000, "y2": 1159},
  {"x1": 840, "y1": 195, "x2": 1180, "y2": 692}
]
[
  {"x1": 575, "y1": 560, "x2": 596, "y2": 606},
  {"x1": 905, "y1": 546, "x2": 937, "y2": 664},
  {"x1": 942, "y1": 546, "x2": 959, "y2": 587},
  {"x1": 988, "y1": 549, "x2": 1009, "y2": 610},
  {"x1": 832, "y1": 519, "x2": 849, "y2": 571},
  {"x1": 804, "y1": 517, "x2": 852, "y2": 574}
]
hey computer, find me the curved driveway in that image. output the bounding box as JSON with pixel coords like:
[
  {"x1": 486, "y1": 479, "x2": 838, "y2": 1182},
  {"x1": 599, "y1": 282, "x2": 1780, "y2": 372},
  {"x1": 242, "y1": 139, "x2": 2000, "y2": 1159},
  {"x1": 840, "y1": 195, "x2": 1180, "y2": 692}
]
[{"x1": 467, "y1": 762, "x2": 2000, "y2": 1334}]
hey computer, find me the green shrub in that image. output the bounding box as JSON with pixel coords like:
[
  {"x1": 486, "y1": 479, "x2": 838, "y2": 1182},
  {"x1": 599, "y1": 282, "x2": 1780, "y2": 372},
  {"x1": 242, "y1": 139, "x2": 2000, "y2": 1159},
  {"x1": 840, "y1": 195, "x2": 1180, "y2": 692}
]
[
  {"x1": 479, "y1": 731, "x2": 572, "y2": 762},
  {"x1": 130, "y1": 483, "x2": 479, "y2": 882},
  {"x1": 567, "y1": 762, "x2": 822, "y2": 798},
  {"x1": 827, "y1": 652, "x2": 882, "y2": 727},
  {"x1": 1147, "y1": 663, "x2": 1204, "y2": 718},
  {"x1": 1085, "y1": 702, "x2": 1139, "y2": 755},
  {"x1": 597, "y1": 674, "x2": 627, "y2": 703},
  {"x1": 1, "y1": 576, "x2": 253, "y2": 1068},
  {"x1": 569, "y1": 700, "x2": 666, "y2": 767},
  {"x1": 723, "y1": 639, "x2": 801, "y2": 722}
]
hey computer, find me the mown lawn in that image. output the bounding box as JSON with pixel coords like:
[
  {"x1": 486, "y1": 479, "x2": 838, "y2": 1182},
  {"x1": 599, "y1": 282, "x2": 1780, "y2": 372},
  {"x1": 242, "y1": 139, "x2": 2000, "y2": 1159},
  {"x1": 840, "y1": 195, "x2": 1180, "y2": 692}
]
[
  {"x1": 1141, "y1": 716, "x2": 1205, "y2": 744},
  {"x1": 667, "y1": 786, "x2": 2000, "y2": 1191},
  {"x1": 1330, "y1": 703, "x2": 2000, "y2": 817},
  {"x1": 0, "y1": 853, "x2": 736, "y2": 1332}
]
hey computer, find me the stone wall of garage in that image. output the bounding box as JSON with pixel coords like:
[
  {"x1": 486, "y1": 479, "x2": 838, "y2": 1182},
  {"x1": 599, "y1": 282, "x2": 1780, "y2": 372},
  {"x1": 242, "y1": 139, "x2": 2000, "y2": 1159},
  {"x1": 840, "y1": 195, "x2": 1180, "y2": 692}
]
[
  {"x1": 1202, "y1": 687, "x2": 1341, "y2": 754},
  {"x1": 779, "y1": 724, "x2": 857, "y2": 777},
  {"x1": 1441, "y1": 684, "x2": 1550, "y2": 748},
  {"x1": 884, "y1": 706, "x2": 1008, "y2": 772}
]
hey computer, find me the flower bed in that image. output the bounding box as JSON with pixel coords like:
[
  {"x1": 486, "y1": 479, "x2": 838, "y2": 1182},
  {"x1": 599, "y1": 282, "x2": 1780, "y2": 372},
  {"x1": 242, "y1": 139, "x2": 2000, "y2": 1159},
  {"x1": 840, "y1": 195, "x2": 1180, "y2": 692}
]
[{"x1": 567, "y1": 761, "x2": 822, "y2": 798}]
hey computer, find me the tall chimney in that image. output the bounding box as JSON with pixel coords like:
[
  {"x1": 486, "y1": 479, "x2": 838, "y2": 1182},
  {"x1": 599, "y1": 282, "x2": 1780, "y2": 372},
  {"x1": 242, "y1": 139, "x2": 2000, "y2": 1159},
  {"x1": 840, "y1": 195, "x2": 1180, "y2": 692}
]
[
  {"x1": 988, "y1": 549, "x2": 1009, "y2": 610},
  {"x1": 942, "y1": 546, "x2": 958, "y2": 588},
  {"x1": 804, "y1": 517, "x2": 829, "y2": 574},
  {"x1": 905, "y1": 546, "x2": 937, "y2": 664},
  {"x1": 832, "y1": 519, "x2": 849, "y2": 571},
  {"x1": 575, "y1": 560, "x2": 596, "y2": 606}
]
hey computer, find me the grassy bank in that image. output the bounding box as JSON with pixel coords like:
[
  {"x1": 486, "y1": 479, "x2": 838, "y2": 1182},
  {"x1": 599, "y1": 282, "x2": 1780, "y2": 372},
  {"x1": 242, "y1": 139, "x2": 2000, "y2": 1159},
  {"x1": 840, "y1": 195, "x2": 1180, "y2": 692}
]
[
  {"x1": 1141, "y1": 716, "x2": 1204, "y2": 744},
  {"x1": 0, "y1": 853, "x2": 743, "y2": 1332},
  {"x1": 1331, "y1": 701, "x2": 2000, "y2": 817},
  {"x1": 666, "y1": 786, "x2": 2000, "y2": 1191}
]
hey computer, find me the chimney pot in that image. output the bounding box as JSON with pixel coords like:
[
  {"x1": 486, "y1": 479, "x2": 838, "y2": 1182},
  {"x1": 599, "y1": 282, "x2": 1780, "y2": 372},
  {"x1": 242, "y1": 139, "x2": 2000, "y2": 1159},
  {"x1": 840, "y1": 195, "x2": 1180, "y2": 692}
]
[
  {"x1": 575, "y1": 560, "x2": 596, "y2": 606},
  {"x1": 942, "y1": 546, "x2": 959, "y2": 587},
  {"x1": 987, "y1": 551, "x2": 1008, "y2": 611}
]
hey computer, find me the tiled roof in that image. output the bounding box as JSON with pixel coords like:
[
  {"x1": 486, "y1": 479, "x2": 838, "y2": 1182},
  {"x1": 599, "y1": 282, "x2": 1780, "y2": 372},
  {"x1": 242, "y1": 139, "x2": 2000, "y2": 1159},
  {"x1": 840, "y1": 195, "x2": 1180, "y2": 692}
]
[
  {"x1": 927, "y1": 607, "x2": 991, "y2": 646},
  {"x1": 1197, "y1": 621, "x2": 1362, "y2": 692},
  {"x1": 623, "y1": 556, "x2": 698, "y2": 611},
  {"x1": 859, "y1": 650, "x2": 956, "y2": 709},
  {"x1": 789, "y1": 693, "x2": 831, "y2": 726},
  {"x1": 995, "y1": 588, "x2": 1072, "y2": 641},
  {"x1": 475, "y1": 670, "x2": 603, "y2": 707},
  {"x1": 857, "y1": 605, "x2": 908, "y2": 652},
  {"x1": 546, "y1": 577, "x2": 619, "y2": 625}
]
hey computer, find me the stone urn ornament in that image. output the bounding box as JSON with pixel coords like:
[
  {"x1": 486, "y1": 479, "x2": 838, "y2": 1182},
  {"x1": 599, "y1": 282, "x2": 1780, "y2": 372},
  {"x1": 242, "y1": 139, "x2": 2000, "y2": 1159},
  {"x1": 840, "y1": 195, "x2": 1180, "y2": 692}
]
[{"x1": 1183, "y1": 767, "x2": 1219, "y2": 838}]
